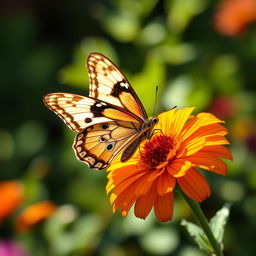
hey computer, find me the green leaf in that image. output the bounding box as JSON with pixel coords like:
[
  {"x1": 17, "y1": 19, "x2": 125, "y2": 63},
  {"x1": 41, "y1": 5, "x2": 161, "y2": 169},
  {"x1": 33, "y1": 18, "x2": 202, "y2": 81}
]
[
  {"x1": 181, "y1": 219, "x2": 212, "y2": 252},
  {"x1": 209, "y1": 204, "x2": 231, "y2": 244}
]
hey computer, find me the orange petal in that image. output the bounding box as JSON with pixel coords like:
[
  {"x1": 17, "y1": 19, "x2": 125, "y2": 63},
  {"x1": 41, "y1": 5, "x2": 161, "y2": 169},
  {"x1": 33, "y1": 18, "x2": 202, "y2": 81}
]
[
  {"x1": 156, "y1": 171, "x2": 176, "y2": 196},
  {"x1": 182, "y1": 113, "x2": 224, "y2": 141},
  {"x1": 135, "y1": 171, "x2": 157, "y2": 196},
  {"x1": 112, "y1": 185, "x2": 138, "y2": 216},
  {"x1": 110, "y1": 172, "x2": 147, "y2": 196},
  {"x1": 154, "y1": 192, "x2": 174, "y2": 222},
  {"x1": 0, "y1": 181, "x2": 24, "y2": 220},
  {"x1": 171, "y1": 107, "x2": 195, "y2": 136},
  {"x1": 177, "y1": 167, "x2": 211, "y2": 202},
  {"x1": 134, "y1": 184, "x2": 157, "y2": 219},
  {"x1": 187, "y1": 152, "x2": 228, "y2": 175},
  {"x1": 182, "y1": 123, "x2": 228, "y2": 143},
  {"x1": 107, "y1": 164, "x2": 145, "y2": 187},
  {"x1": 199, "y1": 145, "x2": 233, "y2": 160},
  {"x1": 154, "y1": 109, "x2": 176, "y2": 135},
  {"x1": 178, "y1": 137, "x2": 206, "y2": 157},
  {"x1": 167, "y1": 159, "x2": 192, "y2": 177},
  {"x1": 108, "y1": 152, "x2": 141, "y2": 171},
  {"x1": 204, "y1": 135, "x2": 230, "y2": 146}
]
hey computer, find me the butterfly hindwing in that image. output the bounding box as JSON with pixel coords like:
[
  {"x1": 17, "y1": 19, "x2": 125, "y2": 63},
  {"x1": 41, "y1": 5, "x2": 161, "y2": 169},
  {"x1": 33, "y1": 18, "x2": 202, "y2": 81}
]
[
  {"x1": 73, "y1": 121, "x2": 143, "y2": 169},
  {"x1": 87, "y1": 53, "x2": 148, "y2": 120}
]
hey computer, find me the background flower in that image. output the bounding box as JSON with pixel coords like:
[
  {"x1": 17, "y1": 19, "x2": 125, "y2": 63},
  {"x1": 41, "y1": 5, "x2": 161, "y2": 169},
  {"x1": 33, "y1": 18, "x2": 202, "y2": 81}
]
[{"x1": 0, "y1": 181, "x2": 24, "y2": 220}]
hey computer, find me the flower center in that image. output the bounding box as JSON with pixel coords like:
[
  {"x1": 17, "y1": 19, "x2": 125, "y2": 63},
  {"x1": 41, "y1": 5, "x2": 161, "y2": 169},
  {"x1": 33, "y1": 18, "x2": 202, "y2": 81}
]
[{"x1": 140, "y1": 135, "x2": 174, "y2": 168}]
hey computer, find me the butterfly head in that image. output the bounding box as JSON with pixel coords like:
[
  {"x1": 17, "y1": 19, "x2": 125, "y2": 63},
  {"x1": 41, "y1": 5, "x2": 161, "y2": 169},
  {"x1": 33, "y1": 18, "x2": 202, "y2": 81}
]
[{"x1": 149, "y1": 116, "x2": 158, "y2": 125}]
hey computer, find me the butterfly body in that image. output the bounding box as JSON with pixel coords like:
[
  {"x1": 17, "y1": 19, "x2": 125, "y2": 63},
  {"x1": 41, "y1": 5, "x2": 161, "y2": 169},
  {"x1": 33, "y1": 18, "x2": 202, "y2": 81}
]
[{"x1": 44, "y1": 53, "x2": 158, "y2": 170}]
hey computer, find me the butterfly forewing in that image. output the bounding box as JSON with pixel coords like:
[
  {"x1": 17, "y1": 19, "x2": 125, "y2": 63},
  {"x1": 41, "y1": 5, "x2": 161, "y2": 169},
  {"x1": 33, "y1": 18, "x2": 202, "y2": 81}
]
[
  {"x1": 87, "y1": 53, "x2": 148, "y2": 120},
  {"x1": 43, "y1": 93, "x2": 143, "y2": 132}
]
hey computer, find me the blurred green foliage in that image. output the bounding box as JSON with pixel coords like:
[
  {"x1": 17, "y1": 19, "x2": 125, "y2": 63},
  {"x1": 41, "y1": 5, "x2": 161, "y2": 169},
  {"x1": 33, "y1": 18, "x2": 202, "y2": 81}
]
[{"x1": 0, "y1": 0, "x2": 256, "y2": 255}]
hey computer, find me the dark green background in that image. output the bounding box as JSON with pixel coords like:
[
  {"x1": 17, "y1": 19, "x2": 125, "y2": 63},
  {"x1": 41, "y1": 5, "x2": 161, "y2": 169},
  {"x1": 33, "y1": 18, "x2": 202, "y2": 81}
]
[{"x1": 1, "y1": 0, "x2": 256, "y2": 255}]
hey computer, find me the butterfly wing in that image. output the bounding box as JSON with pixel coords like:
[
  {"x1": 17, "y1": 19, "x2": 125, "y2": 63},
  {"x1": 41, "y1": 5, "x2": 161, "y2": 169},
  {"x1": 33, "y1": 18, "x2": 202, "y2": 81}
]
[
  {"x1": 44, "y1": 53, "x2": 153, "y2": 169},
  {"x1": 73, "y1": 121, "x2": 146, "y2": 170},
  {"x1": 87, "y1": 52, "x2": 148, "y2": 121},
  {"x1": 43, "y1": 93, "x2": 143, "y2": 133}
]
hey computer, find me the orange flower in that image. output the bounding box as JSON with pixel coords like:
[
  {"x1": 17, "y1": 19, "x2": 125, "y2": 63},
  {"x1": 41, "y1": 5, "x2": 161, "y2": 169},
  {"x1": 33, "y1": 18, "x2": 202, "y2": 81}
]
[
  {"x1": 0, "y1": 181, "x2": 24, "y2": 220},
  {"x1": 16, "y1": 201, "x2": 57, "y2": 232},
  {"x1": 214, "y1": 0, "x2": 256, "y2": 36},
  {"x1": 106, "y1": 107, "x2": 232, "y2": 222}
]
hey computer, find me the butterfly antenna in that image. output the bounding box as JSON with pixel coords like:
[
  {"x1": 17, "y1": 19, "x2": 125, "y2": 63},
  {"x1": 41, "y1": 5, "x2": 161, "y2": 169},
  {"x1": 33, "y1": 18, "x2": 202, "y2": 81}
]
[{"x1": 153, "y1": 86, "x2": 158, "y2": 116}]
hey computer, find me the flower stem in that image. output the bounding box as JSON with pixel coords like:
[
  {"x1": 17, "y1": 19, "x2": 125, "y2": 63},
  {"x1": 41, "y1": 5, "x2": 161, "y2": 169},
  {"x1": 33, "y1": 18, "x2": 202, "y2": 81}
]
[{"x1": 177, "y1": 187, "x2": 224, "y2": 256}]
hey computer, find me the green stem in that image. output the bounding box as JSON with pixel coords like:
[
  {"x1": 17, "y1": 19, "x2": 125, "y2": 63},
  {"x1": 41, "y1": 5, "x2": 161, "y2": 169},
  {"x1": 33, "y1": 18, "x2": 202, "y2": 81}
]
[{"x1": 177, "y1": 186, "x2": 223, "y2": 256}]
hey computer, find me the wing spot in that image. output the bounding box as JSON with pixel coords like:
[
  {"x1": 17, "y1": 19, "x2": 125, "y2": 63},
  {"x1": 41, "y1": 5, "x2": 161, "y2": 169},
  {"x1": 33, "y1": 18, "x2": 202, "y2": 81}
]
[
  {"x1": 76, "y1": 146, "x2": 82, "y2": 153},
  {"x1": 101, "y1": 123, "x2": 109, "y2": 130},
  {"x1": 84, "y1": 156, "x2": 95, "y2": 165},
  {"x1": 96, "y1": 103, "x2": 102, "y2": 107},
  {"x1": 78, "y1": 134, "x2": 84, "y2": 140},
  {"x1": 79, "y1": 151, "x2": 86, "y2": 157},
  {"x1": 85, "y1": 118, "x2": 92, "y2": 123},
  {"x1": 106, "y1": 143, "x2": 115, "y2": 151},
  {"x1": 94, "y1": 162, "x2": 103, "y2": 169},
  {"x1": 76, "y1": 140, "x2": 83, "y2": 146},
  {"x1": 99, "y1": 134, "x2": 110, "y2": 142},
  {"x1": 120, "y1": 82, "x2": 129, "y2": 89}
]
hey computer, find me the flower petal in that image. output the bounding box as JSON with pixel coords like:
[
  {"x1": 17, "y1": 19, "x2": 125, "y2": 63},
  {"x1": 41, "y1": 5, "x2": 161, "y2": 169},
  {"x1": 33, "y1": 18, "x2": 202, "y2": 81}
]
[
  {"x1": 108, "y1": 152, "x2": 141, "y2": 171},
  {"x1": 156, "y1": 171, "x2": 176, "y2": 196},
  {"x1": 199, "y1": 145, "x2": 233, "y2": 160},
  {"x1": 171, "y1": 107, "x2": 195, "y2": 136},
  {"x1": 167, "y1": 159, "x2": 192, "y2": 177},
  {"x1": 154, "y1": 192, "x2": 174, "y2": 222},
  {"x1": 156, "y1": 107, "x2": 195, "y2": 136},
  {"x1": 204, "y1": 135, "x2": 230, "y2": 146},
  {"x1": 110, "y1": 171, "x2": 146, "y2": 196},
  {"x1": 177, "y1": 167, "x2": 211, "y2": 202},
  {"x1": 134, "y1": 184, "x2": 157, "y2": 219},
  {"x1": 178, "y1": 137, "x2": 206, "y2": 157},
  {"x1": 182, "y1": 113, "x2": 224, "y2": 141},
  {"x1": 186, "y1": 152, "x2": 228, "y2": 175},
  {"x1": 182, "y1": 123, "x2": 228, "y2": 142},
  {"x1": 106, "y1": 164, "x2": 144, "y2": 194},
  {"x1": 112, "y1": 185, "x2": 138, "y2": 216},
  {"x1": 154, "y1": 109, "x2": 176, "y2": 135}
]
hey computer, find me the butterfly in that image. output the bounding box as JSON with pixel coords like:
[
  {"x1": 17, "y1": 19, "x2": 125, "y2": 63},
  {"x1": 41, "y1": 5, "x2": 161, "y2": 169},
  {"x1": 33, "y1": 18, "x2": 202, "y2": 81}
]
[{"x1": 43, "y1": 52, "x2": 158, "y2": 170}]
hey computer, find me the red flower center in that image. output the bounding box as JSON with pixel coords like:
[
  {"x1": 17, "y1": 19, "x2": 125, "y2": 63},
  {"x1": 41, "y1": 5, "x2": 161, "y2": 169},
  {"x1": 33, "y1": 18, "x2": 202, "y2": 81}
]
[{"x1": 140, "y1": 135, "x2": 174, "y2": 168}]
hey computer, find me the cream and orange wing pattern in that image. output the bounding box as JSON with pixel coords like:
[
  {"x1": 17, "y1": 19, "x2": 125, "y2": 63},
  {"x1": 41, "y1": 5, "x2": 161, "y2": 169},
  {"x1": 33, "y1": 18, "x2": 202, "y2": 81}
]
[
  {"x1": 43, "y1": 92, "x2": 142, "y2": 133},
  {"x1": 73, "y1": 121, "x2": 142, "y2": 169},
  {"x1": 87, "y1": 53, "x2": 148, "y2": 121},
  {"x1": 43, "y1": 53, "x2": 154, "y2": 170}
]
